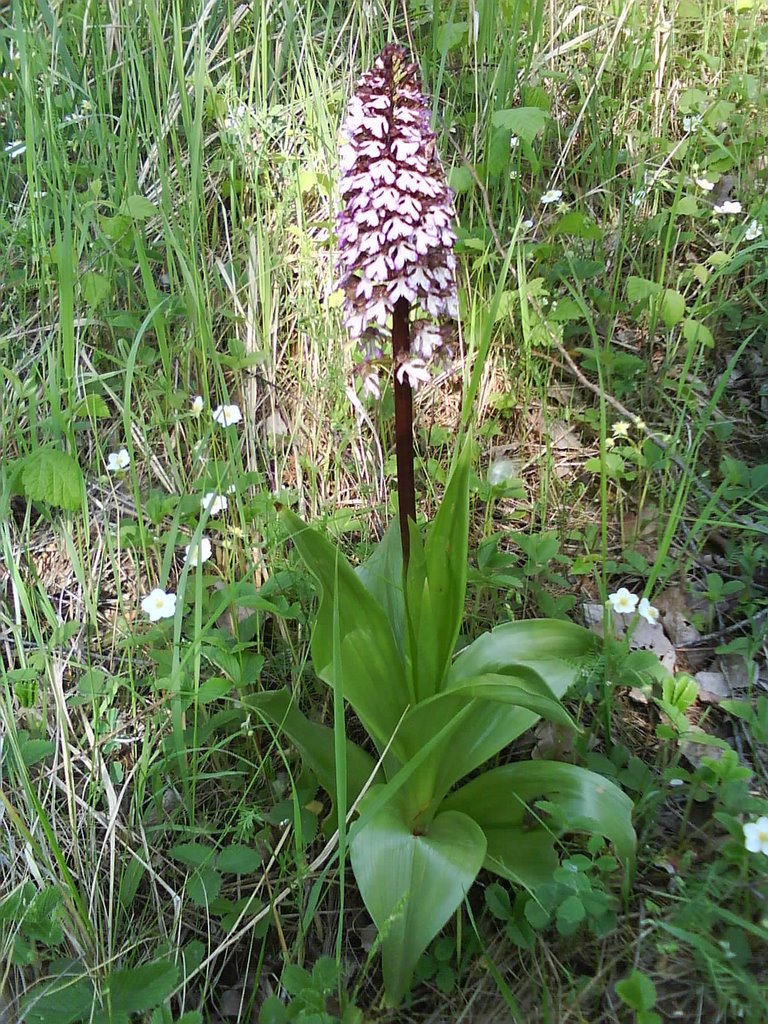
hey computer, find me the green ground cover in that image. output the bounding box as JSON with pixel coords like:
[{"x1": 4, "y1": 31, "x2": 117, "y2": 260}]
[{"x1": 1, "y1": 1, "x2": 767, "y2": 1021}]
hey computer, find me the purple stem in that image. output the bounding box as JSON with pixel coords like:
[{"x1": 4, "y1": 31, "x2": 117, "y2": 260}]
[{"x1": 392, "y1": 297, "x2": 415, "y2": 565}]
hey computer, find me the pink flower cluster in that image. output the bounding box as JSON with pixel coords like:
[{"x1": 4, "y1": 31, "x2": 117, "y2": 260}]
[{"x1": 336, "y1": 45, "x2": 458, "y2": 391}]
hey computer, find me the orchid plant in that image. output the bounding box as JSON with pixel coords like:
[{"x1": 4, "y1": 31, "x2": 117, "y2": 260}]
[{"x1": 247, "y1": 46, "x2": 636, "y2": 1005}]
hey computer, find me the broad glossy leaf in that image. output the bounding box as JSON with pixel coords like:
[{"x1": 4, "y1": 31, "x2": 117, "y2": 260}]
[
  {"x1": 393, "y1": 669, "x2": 578, "y2": 812},
  {"x1": 350, "y1": 792, "x2": 486, "y2": 1005},
  {"x1": 244, "y1": 688, "x2": 377, "y2": 808},
  {"x1": 443, "y1": 760, "x2": 636, "y2": 868},
  {"x1": 484, "y1": 827, "x2": 559, "y2": 889},
  {"x1": 355, "y1": 522, "x2": 406, "y2": 656},
  {"x1": 417, "y1": 441, "x2": 471, "y2": 698},
  {"x1": 282, "y1": 511, "x2": 411, "y2": 749},
  {"x1": 447, "y1": 620, "x2": 598, "y2": 697}
]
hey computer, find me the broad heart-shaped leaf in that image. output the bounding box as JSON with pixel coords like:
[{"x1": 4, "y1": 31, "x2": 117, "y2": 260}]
[
  {"x1": 350, "y1": 790, "x2": 486, "y2": 1006},
  {"x1": 243, "y1": 688, "x2": 377, "y2": 812},
  {"x1": 282, "y1": 510, "x2": 410, "y2": 752},
  {"x1": 443, "y1": 760, "x2": 636, "y2": 873},
  {"x1": 408, "y1": 441, "x2": 471, "y2": 701}
]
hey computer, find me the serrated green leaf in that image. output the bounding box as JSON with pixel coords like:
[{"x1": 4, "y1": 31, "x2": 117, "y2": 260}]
[
  {"x1": 682, "y1": 318, "x2": 714, "y2": 349},
  {"x1": 21, "y1": 738, "x2": 55, "y2": 767},
  {"x1": 549, "y1": 211, "x2": 602, "y2": 240},
  {"x1": 122, "y1": 194, "x2": 158, "y2": 219},
  {"x1": 20, "y1": 976, "x2": 95, "y2": 1024},
  {"x1": 80, "y1": 271, "x2": 111, "y2": 309},
  {"x1": 186, "y1": 866, "x2": 222, "y2": 906},
  {"x1": 21, "y1": 448, "x2": 84, "y2": 510},
  {"x1": 104, "y1": 959, "x2": 178, "y2": 1014},
  {"x1": 556, "y1": 894, "x2": 586, "y2": 932},
  {"x1": 524, "y1": 899, "x2": 550, "y2": 929},
  {"x1": 485, "y1": 882, "x2": 512, "y2": 921},
  {"x1": 448, "y1": 165, "x2": 474, "y2": 193},
  {"x1": 72, "y1": 393, "x2": 110, "y2": 419},
  {"x1": 616, "y1": 969, "x2": 657, "y2": 1011},
  {"x1": 626, "y1": 276, "x2": 661, "y2": 304},
  {"x1": 660, "y1": 289, "x2": 686, "y2": 327},
  {"x1": 217, "y1": 844, "x2": 263, "y2": 874},
  {"x1": 168, "y1": 843, "x2": 215, "y2": 868},
  {"x1": 491, "y1": 107, "x2": 550, "y2": 143}
]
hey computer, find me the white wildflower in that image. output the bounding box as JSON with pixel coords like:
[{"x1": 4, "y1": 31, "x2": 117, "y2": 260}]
[
  {"x1": 106, "y1": 448, "x2": 130, "y2": 472},
  {"x1": 212, "y1": 404, "x2": 243, "y2": 427},
  {"x1": 743, "y1": 817, "x2": 768, "y2": 856},
  {"x1": 638, "y1": 597, "x2": 660, "y2": 625},
  {"x1": 201, "y1": 492, "x2": 228, "y2": 516},
  {"x1": 694, "y1": 177, "x2": 715, "y2": 192},
  {"x1": 745, "y1": 220, "x2": 763, "y2": 241},
  {"x1": 713, "y1": 200, "x2": 742, "y2": 215},
  {"x1": 185, "y1": 536, "x2": 212, "y2": 567},
  {"x1": 612, "y1": 421, "x2": 631, "y2": 438},
  {"x1": 540, "y1": 189, "x2": 563, "y2": 205},
  {"x1": 141, "y1": 588, "x2": 177, "y2": 622},
  {"x1": 4, "y1": 141, "x2": 25, "y2": 159},
  {"x1": 608, "y1": 588, "x2": 639, "y2": 615},
  {"x1": 191, "y1": 395, "x2": 204, "y2": 415}
]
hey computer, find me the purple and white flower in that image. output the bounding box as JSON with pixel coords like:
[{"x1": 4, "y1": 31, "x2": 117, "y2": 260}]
[{"x1": 336, "y1": 44, "x2": 458, "y2": 394}]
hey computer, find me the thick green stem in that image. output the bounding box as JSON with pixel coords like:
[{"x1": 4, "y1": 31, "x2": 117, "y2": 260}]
[{"x1": 392, "y1": 297, "x2": 414, "y2": 565}]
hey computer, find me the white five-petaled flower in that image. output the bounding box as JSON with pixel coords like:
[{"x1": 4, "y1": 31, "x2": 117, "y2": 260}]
[
  {"x1": 713, "y1": 200, "x2": 742, "y2": 215},
  {"x1": 4, "y1": 141, "x2": 26, "y2": 159},
  {"x1": 612, "y1": 421, "x2": 631, "y2": 438},
  {"x1": 638, "y1": 597, "x2": 660, "y2": 625},
  {"x1": 191, "y1": 395, "x2": 204, "y2": 415},
  {"x1": 540, "y1": 189, "x2": 563, "y2": 205},
  {"x1": 185, "y1": 536, "x2": 212, "y2": 567},
  {"x1": 743, "y1": 817, "x2": 768, "y2": 856},
  {"x1": 683, "y1": 114, "x2": 702, "y2": 134},
  {"x1": 745, "y1": 219, "x2": 763, "y2": 241},
  {"x1": 608, "y1": 588, "x2": 639, "y2": 615},
  {"x1": 201, "y1": 492, "x2": 228, "y2": 516},
  {"x1": 212, "y1": 404, "x2": 243, "y2": 427},
  {"x1": 694, "y1": 177, "x2": 715, "y2": 192},
  {"x1": 106, "y1": 448, "x2": 130, "y2": 472},
  {"x1": 141, "y1": 588, "x2": 177, "y2": 622}
]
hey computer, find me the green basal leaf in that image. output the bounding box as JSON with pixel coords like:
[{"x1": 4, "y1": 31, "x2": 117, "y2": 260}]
[
  {"x1": 447, "y1": 619, "x2": 598, "y2": 694},
  {"x1": 443, "y1": 760, "x2": 636, "y2": 870},
  {"x1": 282, "y1": 510, "x2": 411, "y2": 751},
  {"x1": 417, "y1": 441, "x2": 471, "y2": 697},
  {"x1": 483, "y1": 827, "x2": 559, "y2": 890},
  {"x1": 388, "y1": 667, "x2": 579, "y2": 815},
  {"x1": 355, "y1": 521, "x2": 406, "y2": 657},
  {"x1": 243, "y1": 688, "x2": 377, "y2": 811},
  {"x1": 350, "y1": 791, "x2": 486, "y2": 1005}
]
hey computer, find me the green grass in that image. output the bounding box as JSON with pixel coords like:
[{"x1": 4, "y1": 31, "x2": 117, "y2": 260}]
[{"x1": 1, "y1": 0, "x2": 767, "y2": 1021}]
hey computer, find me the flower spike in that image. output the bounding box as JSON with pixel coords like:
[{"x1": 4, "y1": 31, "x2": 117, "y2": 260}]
[{"x1": 336, "y1": 44, "x2": 458, "y2": 561}]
